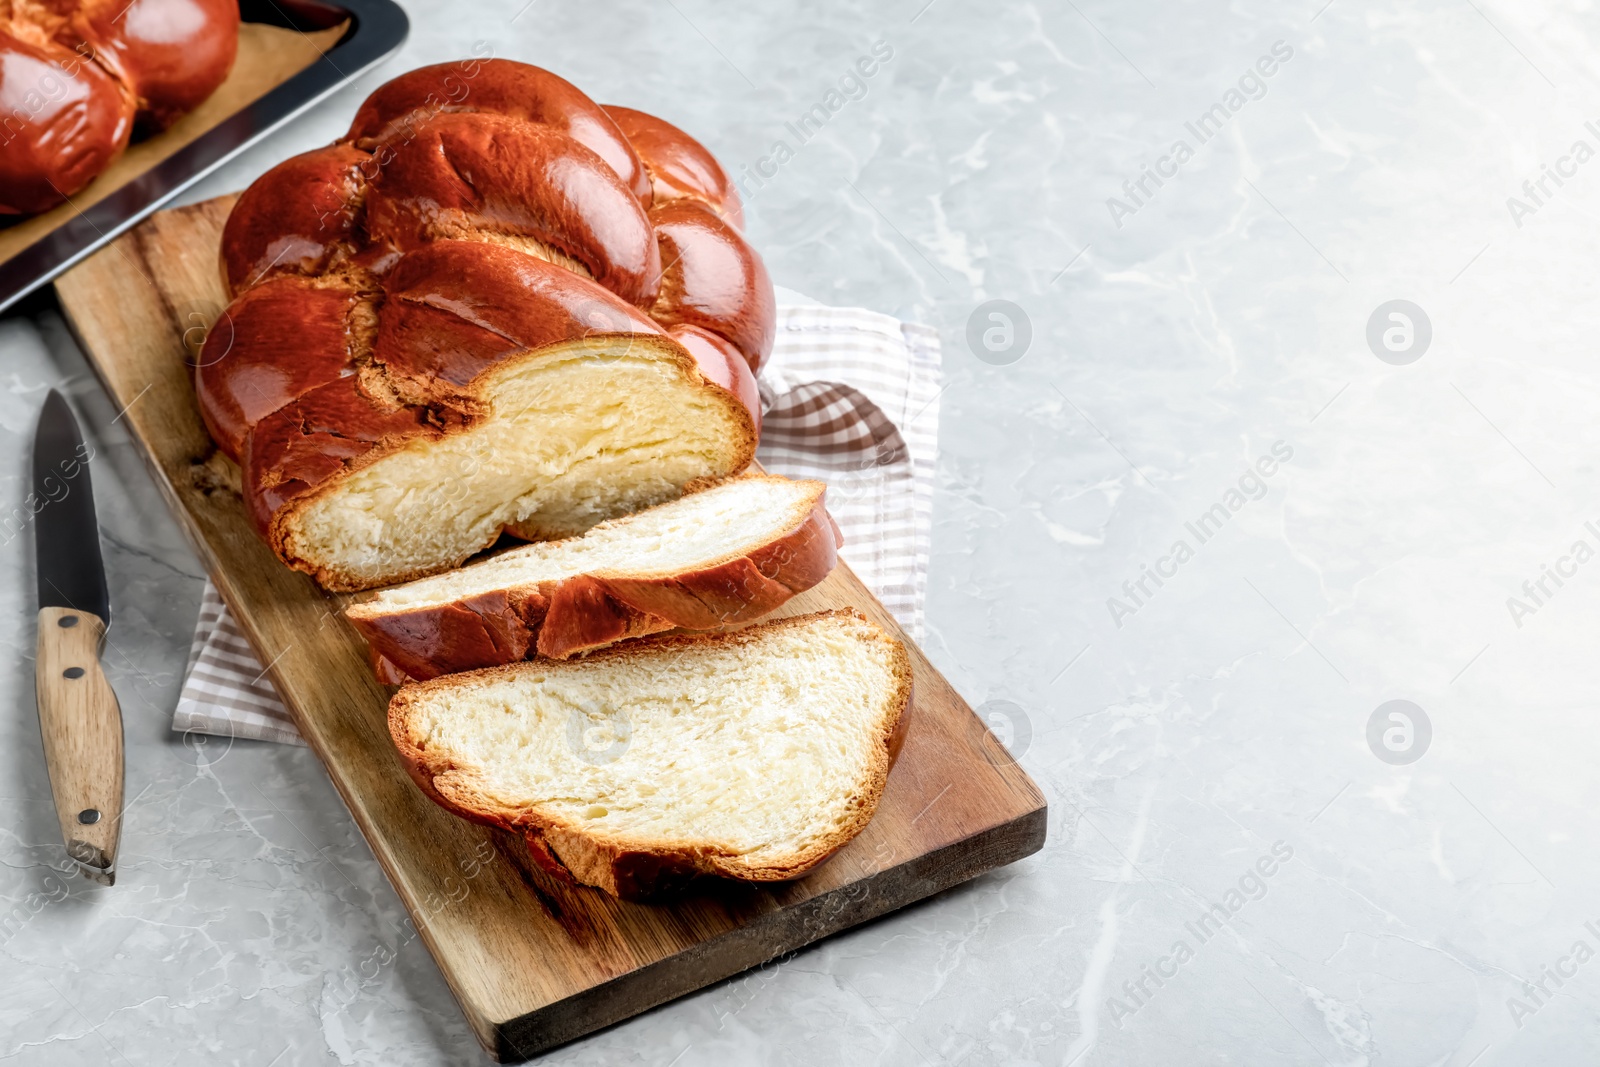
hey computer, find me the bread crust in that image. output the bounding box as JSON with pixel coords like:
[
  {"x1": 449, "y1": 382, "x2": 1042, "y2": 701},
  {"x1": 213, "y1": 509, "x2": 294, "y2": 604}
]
[
  {"x1": 80, "y1": 0, "x2": 239, "y2": 131},
  {"x1": 387, "y1": 609, "x2": 913, "y2": 901},
  {"x1": 346, "y1": 476, "x2": 840, "y2": 679},
  {"x1": 601, "y1": 105, "x2": 743, "y2": 227},
  {"x1": 0, "y1": 0, "x2": 237, "y2": 215},
  {"x1": 648, "y1": 200, "x2": 775, "y2": 372},
  {"x1": 363, "y1": 112, "x2": 660, "y2": 305},
  {"x1": 347, "y1": 59, "x2": 651, "y2": 204},
  {"x1": 0, "y1": 31, "x2": 131, "y2": 214},
  {"x1": 195, "y1": 276, "x2": 367, "y2": 460},
  {"x1": 219, "y1": 144, "x2": 372, "y2": 297}
]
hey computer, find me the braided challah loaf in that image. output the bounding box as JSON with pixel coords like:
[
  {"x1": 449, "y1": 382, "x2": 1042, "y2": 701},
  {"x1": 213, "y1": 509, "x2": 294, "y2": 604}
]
[
  {"x1": 197, "y1": 59, "x2": 775, "y2": 591},
  {"x1": 0, "y1": 0, "x2": 239, "y2": 215}
]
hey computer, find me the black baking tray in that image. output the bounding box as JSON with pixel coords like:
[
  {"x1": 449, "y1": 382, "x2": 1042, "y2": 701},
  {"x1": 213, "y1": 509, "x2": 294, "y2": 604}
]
[{"x1": 0, "y1": 0, "x2": 408, "y2": 315}]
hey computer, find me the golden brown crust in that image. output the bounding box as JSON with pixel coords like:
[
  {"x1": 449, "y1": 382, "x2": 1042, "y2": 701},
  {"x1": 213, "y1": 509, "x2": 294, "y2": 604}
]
[
  {"x1": 649, "y1": 200, "x2": 775, "y2": 372},
  {"x1": 219, "y1": 144, "x2": 372, "y2": 297},
  {"x1": 363, "y1": 112, "x2": 660, "y2": 306},
  {"x1": 78, "y1": 0, "x2": 239, "y2": 133},
  {"x1": 195, "y1": 276, "x2": 368, "y2": 460},
  {"x1": 346, "y1": 476, "x2": 840, "y2": 678},
  {"x1": 386, "y1": 609, "x2": 913, "y2": 901},
  {"x1": 0, "y1": 30, "x2": 133, "y2": 214},
  {"x1": 347, "y1": 59, "x2": 651, "y2": 204},
  {"x1": 0, "y1": 0, "x2": 237, "y2": 215},
  {"x1": 601, "y1": 104, "x2": 744, "y2": 227}
]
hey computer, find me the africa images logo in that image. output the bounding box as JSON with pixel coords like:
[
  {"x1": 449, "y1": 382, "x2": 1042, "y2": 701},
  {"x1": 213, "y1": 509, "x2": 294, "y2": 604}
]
[
  {"x1": 966, "y1": 299, "x2": 1031, "y2": 366},
  {"x1": 1106, "y1": 41, "x2": 1295, "y2": 229},
  {"x1": 1107, "y1": 441, "x2": 1294, "y2": 628},
  {"x1": 1365, "y1": 300, "x2": 1431, "y2": 366},
  {"x1": 1505, "y1": 520, "x2": 1600, "y2": 629},
  {"x1": 1504, "y1": 119, "x2": 1600, "y2": 229},
  {"x1": 1107, "y1": 842, "x2": 1296, "y2": 1027}
]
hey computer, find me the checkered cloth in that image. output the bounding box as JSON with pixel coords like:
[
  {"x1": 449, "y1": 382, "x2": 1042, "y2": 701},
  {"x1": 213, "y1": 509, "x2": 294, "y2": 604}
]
[
  {"x1": 175, "y1": 588, "x2": 307, "y2": 746},
  {"x1": 172, "y1": 297, "x2": 942, "y2": 744}
]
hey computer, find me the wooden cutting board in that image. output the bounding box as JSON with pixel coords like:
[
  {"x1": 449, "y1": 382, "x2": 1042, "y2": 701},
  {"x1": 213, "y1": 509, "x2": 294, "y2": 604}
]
[{"x1": 52, "y1": 197, "x2": 1048, "y2": 1062}]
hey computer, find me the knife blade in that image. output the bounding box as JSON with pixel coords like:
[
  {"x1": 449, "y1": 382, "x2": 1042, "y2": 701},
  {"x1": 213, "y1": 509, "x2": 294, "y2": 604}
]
[{"x1": 32, "y1": 389, "x2": 123, "y2": 886}]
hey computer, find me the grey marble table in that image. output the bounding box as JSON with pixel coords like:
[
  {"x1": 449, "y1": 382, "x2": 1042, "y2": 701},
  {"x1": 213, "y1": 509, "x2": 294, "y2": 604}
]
[{"x1": 5, "y1": 0, "x2": 1600, "y2": 1063}]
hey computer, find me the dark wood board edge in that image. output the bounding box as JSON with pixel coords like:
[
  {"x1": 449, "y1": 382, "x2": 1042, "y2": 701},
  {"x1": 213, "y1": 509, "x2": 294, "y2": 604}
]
[{"x1": 492, "y1": 803, "x2": 1048, "y2": 1062}]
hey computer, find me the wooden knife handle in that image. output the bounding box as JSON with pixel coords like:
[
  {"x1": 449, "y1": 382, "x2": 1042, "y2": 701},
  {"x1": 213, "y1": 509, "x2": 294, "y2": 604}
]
[{"x1": 35, "y1": 607, "x2": 124, "y2": 886}]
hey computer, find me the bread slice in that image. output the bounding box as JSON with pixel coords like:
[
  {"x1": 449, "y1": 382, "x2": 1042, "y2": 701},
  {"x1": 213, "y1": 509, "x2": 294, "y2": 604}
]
[
  {"x1": 346, "y1": 475, "x2": 842, "y2": 681},
  {"x1": 388, "y1": 609, "x2": 913, "y2": 900}
]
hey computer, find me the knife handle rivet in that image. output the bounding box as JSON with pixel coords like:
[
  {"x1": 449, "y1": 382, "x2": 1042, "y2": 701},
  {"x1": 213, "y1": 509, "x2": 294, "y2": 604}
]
[
  {"x1": 77, "y1": 809, "x2": 100, "y2": 825},
  {"x1": 63, "y1": 667, "x2": 85, "y2": 679},
  {"x1": 58, "y1": 616, "x2": 78, "y2": 628}
]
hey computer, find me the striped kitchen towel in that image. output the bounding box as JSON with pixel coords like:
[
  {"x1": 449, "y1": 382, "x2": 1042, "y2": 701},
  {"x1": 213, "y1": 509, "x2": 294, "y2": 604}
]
[{"x1": 172, "y1": 296, "x2": 942, "y2": 745}]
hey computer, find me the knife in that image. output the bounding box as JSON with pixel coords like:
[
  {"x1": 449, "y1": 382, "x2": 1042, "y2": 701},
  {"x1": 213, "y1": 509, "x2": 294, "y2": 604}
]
[{"x1": 32, "y1": 389, "x2": 123, "y2": 886}]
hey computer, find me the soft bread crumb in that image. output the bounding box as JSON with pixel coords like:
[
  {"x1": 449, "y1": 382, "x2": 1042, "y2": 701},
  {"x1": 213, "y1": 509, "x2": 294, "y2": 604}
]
[
  {"x1": 361, "y1": 475, "x2": 823, "y2": 610},
  {"x1": 391, "y1": 610, "x2": 911, "y2": 891},
  {"x1": 286, "y1": 342, "x2": 750, "y2": 587}
]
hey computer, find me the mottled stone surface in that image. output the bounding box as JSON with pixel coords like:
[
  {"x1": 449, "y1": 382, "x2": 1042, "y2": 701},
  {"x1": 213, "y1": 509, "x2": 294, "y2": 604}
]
[{"x1": 5, "y1": 0, "x2": 1600, "y2": 1063}]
